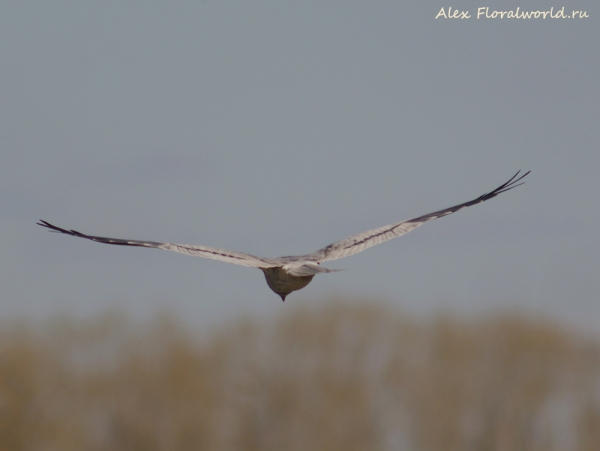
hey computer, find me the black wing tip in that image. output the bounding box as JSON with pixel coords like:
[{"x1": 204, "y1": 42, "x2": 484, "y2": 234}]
[
  {"x1": 509, "y1": 169, "x2": 531, "y2": 185},
  {"x1": 38, "y1": 219, "x2": 162, "y2": 248},
  {"x1": 37, "y1": 219, "x2": 62, "y2": 231},
  {"x1": 37, "y1": 220, "x2": 80, "y2": 236},
  {"x1": 508, "y1": 169, "x2": 531, "y2": 185},
  {"x1": 497, "y1": 169, "x2": 530, "y2": 193},
  {"x1": 479, "y1": 170, "x2": 531, "y2": 200}
]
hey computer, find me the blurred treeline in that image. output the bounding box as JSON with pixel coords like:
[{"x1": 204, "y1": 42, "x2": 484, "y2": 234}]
[{"x1": 1, "y1": 303, "x2": 599, "y2": 451}]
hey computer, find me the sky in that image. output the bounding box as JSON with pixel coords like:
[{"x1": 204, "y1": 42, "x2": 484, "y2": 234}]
[{"x1": 2, "y1": 1, "x2": 598, "y2": 331}]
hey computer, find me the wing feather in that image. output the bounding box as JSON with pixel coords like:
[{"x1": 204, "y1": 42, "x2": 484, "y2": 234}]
[
  {"x1": 283, "y1": 261, "x2": 342, "y2": 277},
  {"x1": 304, "y1": 170, "x2": 530, "y2": 263},
  {"x1": 37, "y1": 220, "x2": 278, "y2": 268}
]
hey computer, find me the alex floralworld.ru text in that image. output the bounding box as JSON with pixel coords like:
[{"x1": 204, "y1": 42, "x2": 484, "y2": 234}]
[{"x1": 435, "y1": 7, "x2": 589, "y2": 19}]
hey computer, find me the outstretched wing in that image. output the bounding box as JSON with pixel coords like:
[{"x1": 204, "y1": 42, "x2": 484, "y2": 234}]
[
  {"x1": 37, "y1": 220, "x2": 279, "y2": 268},
  {"x1": 304, "y1": 171, "x2": 530, "y2": 263}
]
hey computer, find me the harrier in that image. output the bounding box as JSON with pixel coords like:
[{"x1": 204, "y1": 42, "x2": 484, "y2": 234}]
[{"x1": 39, "y1": 171, "x2": 529, "y2": 301}]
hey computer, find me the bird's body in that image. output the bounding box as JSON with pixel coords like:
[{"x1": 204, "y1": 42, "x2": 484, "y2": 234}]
[
  {"x1": 261, "y1": 267, "x2": 315, "y2": 301},
  {"x1": 38, "y1": 171, "x2": 529, "y2": 301}
]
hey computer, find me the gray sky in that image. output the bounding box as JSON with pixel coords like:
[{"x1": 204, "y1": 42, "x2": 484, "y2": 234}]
[{"x1": 2, "y1": 1, "x2": 598, "y2": 330}]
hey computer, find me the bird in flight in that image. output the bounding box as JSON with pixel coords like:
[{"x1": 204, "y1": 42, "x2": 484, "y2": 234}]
[{"x1": 39, "y1": 171, "x2": 529, "y2": 301}]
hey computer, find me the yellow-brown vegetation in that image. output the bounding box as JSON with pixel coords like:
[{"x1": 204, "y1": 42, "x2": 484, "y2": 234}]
[{"x1": 0, "y1": 303, "x2": 598, "y2": 451}]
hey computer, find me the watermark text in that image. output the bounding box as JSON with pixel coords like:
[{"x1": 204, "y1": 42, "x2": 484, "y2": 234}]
[{"x1": 435, "y1": 7, "x2": 589, "y2": 19}]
